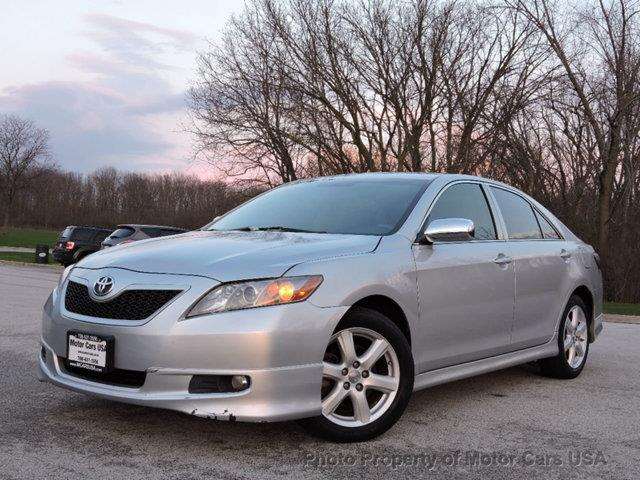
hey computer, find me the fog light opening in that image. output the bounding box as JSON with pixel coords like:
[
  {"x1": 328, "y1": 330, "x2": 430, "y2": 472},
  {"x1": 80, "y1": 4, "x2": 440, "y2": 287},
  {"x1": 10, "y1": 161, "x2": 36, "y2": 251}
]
[
  {"x1": 231, "y1": 375, "x2": 250, "y2": 391},
  {"x1": 188, "y1": 374, "x2": 251, "y2": 394}
]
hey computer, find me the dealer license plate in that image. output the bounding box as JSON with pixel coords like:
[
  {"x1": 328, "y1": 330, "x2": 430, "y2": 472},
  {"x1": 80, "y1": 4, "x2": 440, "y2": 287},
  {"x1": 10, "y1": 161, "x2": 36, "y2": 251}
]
[{"x1": 67, "y1": 332, "x2": 113, "y2": 373}]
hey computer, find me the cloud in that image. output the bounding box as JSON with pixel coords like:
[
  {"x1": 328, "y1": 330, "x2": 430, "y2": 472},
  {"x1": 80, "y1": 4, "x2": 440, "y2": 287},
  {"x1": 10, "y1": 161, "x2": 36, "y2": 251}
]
[
  {"x1": 82, "y1": 13, "x2": 198, "y2": 71},
  {"x1": 0, "y1": 81, "x2": 175, "y2": 171},
  {"x1": 0, "y1": 13, "x2": 196, "y2": 173},
  {"x1": 86, "y1": 13, "x2": 198, "y2": 50}
]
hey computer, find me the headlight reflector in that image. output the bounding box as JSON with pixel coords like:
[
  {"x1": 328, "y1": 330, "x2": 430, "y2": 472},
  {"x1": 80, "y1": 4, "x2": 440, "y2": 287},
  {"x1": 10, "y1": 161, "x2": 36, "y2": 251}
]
[{"x1": 186, "y1": 275, "x2": 323, "y2": 317}]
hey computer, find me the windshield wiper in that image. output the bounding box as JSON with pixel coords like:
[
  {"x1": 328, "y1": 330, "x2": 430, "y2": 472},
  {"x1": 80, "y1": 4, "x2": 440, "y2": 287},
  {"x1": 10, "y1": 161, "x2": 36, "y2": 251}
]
[
  {"x1": 227, "y1": 226, "x2": 327, "y2": 234},
  {"x1": 259, "y1": 226, "x2": 328, "y2": 234}
]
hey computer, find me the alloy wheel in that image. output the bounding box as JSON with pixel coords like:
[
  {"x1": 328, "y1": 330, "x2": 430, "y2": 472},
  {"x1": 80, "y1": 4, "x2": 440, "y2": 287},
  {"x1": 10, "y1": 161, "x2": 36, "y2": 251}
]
[
  {"x1": 321, "y1": 327, "x2": 400, "y2": 427},
  {"x1": 563, "y1": 305, "x2": 588, "y2": 369}
]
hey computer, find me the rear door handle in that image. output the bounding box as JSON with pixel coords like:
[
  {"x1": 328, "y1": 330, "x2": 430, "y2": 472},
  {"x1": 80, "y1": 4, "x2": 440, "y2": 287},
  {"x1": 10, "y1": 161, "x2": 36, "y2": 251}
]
[
  {"x1": 560, "y1": 249, "x2": 572, "y2": 260},
  {"x1": 493, "y1": 253, "x2": 513, "y2": 266}
]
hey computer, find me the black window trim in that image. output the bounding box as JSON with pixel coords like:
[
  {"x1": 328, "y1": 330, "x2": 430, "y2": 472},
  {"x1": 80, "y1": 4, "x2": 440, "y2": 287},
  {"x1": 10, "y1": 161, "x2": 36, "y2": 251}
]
[
  {"x1": 532, "y1": 206, "x2": 564, "y2": 241},
  {"x1": 488, "y1": 184, "x2": 565, "y2": 242},
  {"x1": 415, "y1": 180, "x2": 505, "y2": 245}
]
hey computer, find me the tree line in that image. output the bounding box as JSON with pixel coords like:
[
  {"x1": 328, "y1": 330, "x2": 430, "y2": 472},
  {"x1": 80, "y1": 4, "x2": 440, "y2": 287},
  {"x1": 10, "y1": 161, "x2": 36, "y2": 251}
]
[
  {"x1": 0, "y1": 165, "x2": 253, "y2": 232},
  {"x1": 188, "y1": 0, "x2": 640, "y2": 302}
]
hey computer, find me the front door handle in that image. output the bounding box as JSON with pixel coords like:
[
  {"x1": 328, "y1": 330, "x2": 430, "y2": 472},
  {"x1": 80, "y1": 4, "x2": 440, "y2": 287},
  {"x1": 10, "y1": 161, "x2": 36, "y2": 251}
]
[
  {"x1": 493, "y1": 253, "x2": 513, "y2": 266},
  {"x1": 560, "y1": 249, "x2": 572, "y2": 260}
]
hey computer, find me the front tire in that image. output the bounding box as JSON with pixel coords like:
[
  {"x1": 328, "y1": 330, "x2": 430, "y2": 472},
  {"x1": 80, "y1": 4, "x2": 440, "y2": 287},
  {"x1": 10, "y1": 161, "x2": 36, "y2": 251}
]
[
  {"x1": 299, "y1": 307, "x2": 414, "y2": 442},
  {"x1": 539, "y1": 295, "x2": 590, "y2": 379}
]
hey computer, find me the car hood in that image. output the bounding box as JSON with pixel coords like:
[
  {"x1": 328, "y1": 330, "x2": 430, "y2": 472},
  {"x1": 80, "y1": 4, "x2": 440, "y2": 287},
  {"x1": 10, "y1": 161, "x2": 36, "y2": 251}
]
[{"x1": 77, "y1": 230, "x2": 380, "y2": 281}]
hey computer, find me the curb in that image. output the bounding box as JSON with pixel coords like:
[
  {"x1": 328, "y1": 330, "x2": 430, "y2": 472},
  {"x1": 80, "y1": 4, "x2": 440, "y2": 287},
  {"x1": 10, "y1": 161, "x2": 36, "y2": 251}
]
[
  {"x1": 0, "y1": 247, "x2": 36, "y2": 253},
  {"x1": 605, "y1": 314, "x2": 640, "y2": 325},
  {"x1": 0, "y1": 260, "x2": 64, "y2": 272}
]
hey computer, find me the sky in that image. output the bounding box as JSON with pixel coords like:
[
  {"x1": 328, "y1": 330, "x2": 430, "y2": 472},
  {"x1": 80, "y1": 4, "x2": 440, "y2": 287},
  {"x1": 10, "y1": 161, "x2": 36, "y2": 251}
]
[{"x1": 0, "y1": 0, "x2": 244, "y2": 176}]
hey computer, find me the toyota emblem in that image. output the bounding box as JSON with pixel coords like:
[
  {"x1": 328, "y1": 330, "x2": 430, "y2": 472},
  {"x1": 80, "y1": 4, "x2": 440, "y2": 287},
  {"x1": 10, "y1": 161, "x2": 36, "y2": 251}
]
[{"x1": 93, "y1": 276, "x2": 114, "y2": 296}]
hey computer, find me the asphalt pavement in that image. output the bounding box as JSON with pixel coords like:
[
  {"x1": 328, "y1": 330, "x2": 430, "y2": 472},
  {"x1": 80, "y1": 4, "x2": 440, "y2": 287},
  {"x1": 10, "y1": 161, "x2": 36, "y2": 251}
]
[{"x1": 0, "y1": 263, "x2": 638, "y2": 479}]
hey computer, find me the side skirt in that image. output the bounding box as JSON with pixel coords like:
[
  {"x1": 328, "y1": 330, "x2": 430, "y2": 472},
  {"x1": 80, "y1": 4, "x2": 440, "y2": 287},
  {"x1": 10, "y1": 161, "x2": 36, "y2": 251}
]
[{"x1": 413, "y1": 336, "x2": 559, "y2": 392}]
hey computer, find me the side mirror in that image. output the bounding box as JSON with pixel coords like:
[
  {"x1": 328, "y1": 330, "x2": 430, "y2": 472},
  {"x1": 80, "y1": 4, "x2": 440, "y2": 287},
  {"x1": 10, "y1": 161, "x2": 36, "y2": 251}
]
[{"x1": 419, "y1": 218, "x2": 475, "y2": 244}]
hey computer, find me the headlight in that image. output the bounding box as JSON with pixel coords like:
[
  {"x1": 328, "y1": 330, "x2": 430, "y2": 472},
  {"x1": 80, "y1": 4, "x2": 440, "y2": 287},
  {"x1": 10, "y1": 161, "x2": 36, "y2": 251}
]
[
  {"x1": 59, "y1": 265, "x2": 74, "y2": 286},
  {"x1": 186, "y1": 275, "x2": 323, "y2": 317}
]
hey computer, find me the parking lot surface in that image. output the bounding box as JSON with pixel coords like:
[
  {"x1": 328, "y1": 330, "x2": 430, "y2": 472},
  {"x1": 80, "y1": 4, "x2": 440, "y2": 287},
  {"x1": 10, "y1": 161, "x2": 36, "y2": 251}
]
[{"x1": 0, "y1": 263, "x2": 638, "y2": 479}]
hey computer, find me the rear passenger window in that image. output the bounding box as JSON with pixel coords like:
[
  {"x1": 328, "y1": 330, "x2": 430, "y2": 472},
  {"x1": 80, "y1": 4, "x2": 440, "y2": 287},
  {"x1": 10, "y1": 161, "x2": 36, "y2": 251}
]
[
  {"x1": 491, "y1": 188, "x2": 542, "y2": 240},
  {"x1": 427, "y1": 183, "x2": 497, "y2": 240},
  {"x1": 535, "y1": 211, "x2": 561, "y2": 239}
]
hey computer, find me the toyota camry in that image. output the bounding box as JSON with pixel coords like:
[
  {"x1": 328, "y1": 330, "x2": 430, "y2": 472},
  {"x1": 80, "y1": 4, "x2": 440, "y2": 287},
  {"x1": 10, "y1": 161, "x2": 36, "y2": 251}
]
[{"x1": 39, "y1": 173, "x2": 604, "y2": 442}]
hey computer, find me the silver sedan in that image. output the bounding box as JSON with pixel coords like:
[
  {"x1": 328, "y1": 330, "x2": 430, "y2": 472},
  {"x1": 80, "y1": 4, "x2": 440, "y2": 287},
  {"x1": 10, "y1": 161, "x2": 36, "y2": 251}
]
[{"x1": 39, "y1": 173, "x2": 603, "y2": 442}]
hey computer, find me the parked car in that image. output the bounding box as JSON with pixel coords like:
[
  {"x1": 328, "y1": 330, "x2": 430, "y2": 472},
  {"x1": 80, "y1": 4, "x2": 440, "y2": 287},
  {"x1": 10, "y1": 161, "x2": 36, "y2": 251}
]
[
  {"x1": 39, "y1": 174, "x2": 603, "y2": 442},
  {"x1": 52, "y1": 226, "x2": 113, "y2": 266},
  {"x1": 101, "y1": 224, "x2": 187, "y2": 248}
]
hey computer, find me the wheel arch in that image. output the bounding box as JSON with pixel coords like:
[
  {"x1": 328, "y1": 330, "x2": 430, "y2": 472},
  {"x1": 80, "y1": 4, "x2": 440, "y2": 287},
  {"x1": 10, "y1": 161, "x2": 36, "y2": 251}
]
[
  {"x1": 570, "y1": 285, "x2": 595, "y2": 342},
  {"x1": 343, "y1": 295, "x2": 412, "y2": 346}
]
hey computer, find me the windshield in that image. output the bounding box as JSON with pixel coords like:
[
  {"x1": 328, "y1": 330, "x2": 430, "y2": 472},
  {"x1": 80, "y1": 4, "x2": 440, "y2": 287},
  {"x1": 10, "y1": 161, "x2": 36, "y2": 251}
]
[{"x1": 209, "y1": 177, "x2": 430, "y2": 236}]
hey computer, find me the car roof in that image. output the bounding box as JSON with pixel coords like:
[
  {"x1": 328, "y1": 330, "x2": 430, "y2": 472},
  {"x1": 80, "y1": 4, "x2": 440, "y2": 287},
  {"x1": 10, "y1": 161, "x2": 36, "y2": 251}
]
[
  {"x1": 116, "y1": 224, "x2": 186, "y2": 230},
  {"x1": 64, "y1": 225, "x2": 112, "y2": 231},
  {"x1": 297, "y1": 172, "x2": 439, "y2": 183},
  {"x1": 295, "y1": 172, "x2": 516, "y2": 188}
]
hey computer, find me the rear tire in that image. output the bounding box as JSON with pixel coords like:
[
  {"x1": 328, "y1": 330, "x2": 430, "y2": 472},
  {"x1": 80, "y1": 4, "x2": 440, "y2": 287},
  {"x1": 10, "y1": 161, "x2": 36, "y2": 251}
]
[
  {"x1": 539, "y1": 295, "x2": 590, "y2": 379},
  {"x1": 299, "y1": 307, "x2": 414, "y2": 442}
]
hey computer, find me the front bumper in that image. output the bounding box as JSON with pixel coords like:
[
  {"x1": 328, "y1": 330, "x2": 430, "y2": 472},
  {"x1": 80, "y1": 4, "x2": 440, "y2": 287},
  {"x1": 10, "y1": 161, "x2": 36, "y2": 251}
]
[
  {"x1": 38, "y1": 346, "x2": 327, "y2": 422},
  {"x1": 40, "y1": 267, "x2": 348, "y2": 422}
]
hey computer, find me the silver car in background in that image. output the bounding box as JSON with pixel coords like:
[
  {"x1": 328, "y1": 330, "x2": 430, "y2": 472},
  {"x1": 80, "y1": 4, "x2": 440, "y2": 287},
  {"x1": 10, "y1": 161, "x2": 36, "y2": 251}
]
[
  {"x1": 101, "y1": 224, "x2": 187, "y2": 248},
  {"x1": 39, "y1": 173, "x2": 603, "y2": 442}
]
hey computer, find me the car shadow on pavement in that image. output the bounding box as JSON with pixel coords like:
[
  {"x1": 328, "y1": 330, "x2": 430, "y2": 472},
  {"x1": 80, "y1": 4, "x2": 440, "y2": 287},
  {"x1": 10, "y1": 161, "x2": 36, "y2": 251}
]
[
  {"x1": 12, "y1": 360, "x2": 616, "y2": 479},
  {"x1": 42, "y1": 363, "x2": 544, "y2": 449}
]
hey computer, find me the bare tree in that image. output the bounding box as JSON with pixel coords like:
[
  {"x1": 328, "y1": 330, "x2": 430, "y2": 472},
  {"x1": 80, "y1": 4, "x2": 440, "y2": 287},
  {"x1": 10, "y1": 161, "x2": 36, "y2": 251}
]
[
  {"x1": 174, "y1": 0, "x2": 640, "y2": 302},
  {"x1": 1, "y1": 166, "x2": 254, "y2": 231},
  {"x1": 189, "y1": 0, "x2": 549, "y2": 178},
  {"x1": 0, "y1": 114, "x2": 51, "y2": 228},
  {"x1": 508, "y1": 0, "x2": 640, "y2": 259}
]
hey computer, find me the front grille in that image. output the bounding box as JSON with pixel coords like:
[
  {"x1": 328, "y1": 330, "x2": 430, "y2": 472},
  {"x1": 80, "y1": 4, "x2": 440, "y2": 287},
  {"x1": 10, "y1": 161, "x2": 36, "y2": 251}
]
[
  {"x1": 59, "y1": 357, "x2": 146, "y2": 388},
  {"x1": 65, "y1": 281, "x2": 181, "y2": 320}
]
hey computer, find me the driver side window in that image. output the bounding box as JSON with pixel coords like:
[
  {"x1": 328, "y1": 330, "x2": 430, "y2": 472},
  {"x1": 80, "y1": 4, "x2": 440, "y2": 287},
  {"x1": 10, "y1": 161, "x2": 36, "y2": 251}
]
[{"x1": 427, "y1": 183, "x2": 497, "y2": 241}]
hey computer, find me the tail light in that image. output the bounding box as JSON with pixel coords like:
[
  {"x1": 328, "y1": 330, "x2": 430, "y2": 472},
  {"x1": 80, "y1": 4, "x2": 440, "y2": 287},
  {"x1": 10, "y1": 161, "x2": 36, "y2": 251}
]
[{"x1": 65, "y1": 241, "x2": 75, "y2": 250}]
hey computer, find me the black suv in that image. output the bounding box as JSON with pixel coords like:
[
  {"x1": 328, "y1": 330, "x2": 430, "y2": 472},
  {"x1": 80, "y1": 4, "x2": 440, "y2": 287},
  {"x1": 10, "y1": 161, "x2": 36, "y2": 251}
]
[{"x1": 52, "y1": 226, "x2": 113, "y2": 266}]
